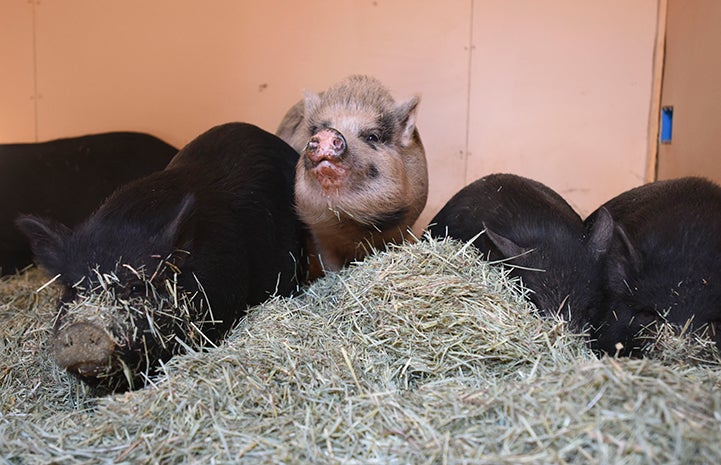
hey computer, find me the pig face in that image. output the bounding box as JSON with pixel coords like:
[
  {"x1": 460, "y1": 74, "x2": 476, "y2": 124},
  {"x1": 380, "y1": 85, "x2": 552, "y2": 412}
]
[
  {"x1": 16, "y1": 194, "x2": 205, "y2": 390},
  {"x1": 281, "y1": 75, "x2": 428, "y2": 273},
  {"x1": 594, "y1": 223, "x2": 721, "y2": 356},
  {"x1": 296, "y1": 76, "x2": 427, "y2": 230}
]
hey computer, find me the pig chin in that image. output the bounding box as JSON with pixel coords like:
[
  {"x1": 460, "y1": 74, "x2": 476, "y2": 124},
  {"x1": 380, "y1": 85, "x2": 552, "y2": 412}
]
[{"x1": 310, "y1": 160, "x2": 348, "y2": 192}]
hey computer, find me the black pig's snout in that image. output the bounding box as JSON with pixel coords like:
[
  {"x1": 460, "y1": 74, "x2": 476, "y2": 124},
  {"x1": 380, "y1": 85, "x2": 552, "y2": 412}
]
[
  {"x1": 305, "y1": 128, "x2": 347, "y2": 163},
  {"x1": 53, "y1": 322, "x2": 116, "y2": 378}
]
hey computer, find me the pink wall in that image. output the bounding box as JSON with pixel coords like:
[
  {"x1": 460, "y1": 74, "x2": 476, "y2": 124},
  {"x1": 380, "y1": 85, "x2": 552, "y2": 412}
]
[
  {"x1": 0, "y1": 0, "x2": 660, "y2": 225},
  {"x1": 468, "y1": 0, "x2": 659, "y2": 215}
]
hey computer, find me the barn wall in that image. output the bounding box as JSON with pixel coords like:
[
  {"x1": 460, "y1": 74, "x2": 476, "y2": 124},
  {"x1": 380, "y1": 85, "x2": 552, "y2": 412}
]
[{"x1": 0, "y1": 0, "x2": 660, "y2": 225}]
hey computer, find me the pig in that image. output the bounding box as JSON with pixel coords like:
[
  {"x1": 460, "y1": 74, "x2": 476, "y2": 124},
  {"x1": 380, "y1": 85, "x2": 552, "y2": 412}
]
[
  {"x1": 584, "y1": 177, "x2": 721, "y2": 356},
  {"x1": 277, "y1": 75, "x2": 428, "y2": 278},
  {"x1": 16, "y1": 122, "x2": 305, "y2": 391},
  {"x1": 0, "y1": 132, "x2": 177, "y2": 276},
  {"x1": 427, "y1": 173, "x2": 614, "y2": 328}
]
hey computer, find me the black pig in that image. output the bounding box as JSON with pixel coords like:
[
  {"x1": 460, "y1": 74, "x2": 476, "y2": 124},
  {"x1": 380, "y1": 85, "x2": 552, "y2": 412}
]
[
  {"x1": 0, "y1": 132, "x2": 176, "y2": 276},
  {"x1": 428, "y1": 173, "x2": 613, "y2": 328},
  {"x1": 585, "y1": 177, "x2": 721, "y2": 356},
  {"x1": 17, "y1": 123, "x2": 305, "y2": 391}
]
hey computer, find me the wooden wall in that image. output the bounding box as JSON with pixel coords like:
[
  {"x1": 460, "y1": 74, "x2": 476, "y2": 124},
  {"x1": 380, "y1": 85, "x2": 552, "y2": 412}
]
[
  {"x1": 0, "y1": 0, "x2": 661, "y2": 227},
  {"x1": 657, "y1": 0, "x2": 721, "y2": 183}
]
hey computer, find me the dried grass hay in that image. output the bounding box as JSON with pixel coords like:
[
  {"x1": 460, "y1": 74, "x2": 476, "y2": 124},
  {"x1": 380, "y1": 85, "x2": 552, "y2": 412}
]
[{"x1": 1, "y1": 238, "x2": 721, "y2": 464}]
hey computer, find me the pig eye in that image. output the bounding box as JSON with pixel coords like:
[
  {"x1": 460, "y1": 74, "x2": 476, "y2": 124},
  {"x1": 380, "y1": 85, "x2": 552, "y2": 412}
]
[
  {"x1": 61, "y1": 287, "x2": 78, "y2": 303},
  {"x1": 634, "y1": 308, "x2": 658, "y2": 327},
  {"x1": 128, "y1": 282, "x2": 146, "y2": 298},
  {"x1": 365, "y1": 132, "x2": 381, "y2": 145}
]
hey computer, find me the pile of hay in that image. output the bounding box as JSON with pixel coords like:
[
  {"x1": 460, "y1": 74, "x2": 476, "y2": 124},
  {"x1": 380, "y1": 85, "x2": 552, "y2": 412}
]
[{"x1": 2, "y1": 238, "x2": 721, "y2": 463}]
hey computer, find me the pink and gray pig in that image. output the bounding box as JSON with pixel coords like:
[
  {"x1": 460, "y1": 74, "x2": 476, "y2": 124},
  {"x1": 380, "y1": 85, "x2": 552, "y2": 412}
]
[{"x1": 277, "y1": 75, "x2": 428, "y2": 278}]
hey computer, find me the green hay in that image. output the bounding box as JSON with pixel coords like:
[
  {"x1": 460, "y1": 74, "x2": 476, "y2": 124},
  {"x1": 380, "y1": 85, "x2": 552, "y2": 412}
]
[{"x1": 1, "y1": 238, "x2": 720, "y2": 464}]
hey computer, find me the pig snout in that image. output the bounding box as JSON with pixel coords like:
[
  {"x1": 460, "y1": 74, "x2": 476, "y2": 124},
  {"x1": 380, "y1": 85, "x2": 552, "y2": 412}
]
[
  {"x1": 53, "y1": 322, "x2": 116, "y2": 378},
  {"x1": 304, "y1": 128, "x2": 347, "y2": 164}
]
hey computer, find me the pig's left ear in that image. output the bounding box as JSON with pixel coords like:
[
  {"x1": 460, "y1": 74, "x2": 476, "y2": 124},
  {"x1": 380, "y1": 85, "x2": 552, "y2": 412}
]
[
  {"x1": 15, "y1": 215, "x2": 71, "y2": 276},
  {"x1": 162, "y1": 194, "x2": 197, "y2": 263},
  {"x1": 395, "y1": 96, "x2": 420, "y2": 147},
  {"x1": 483, "y1": 223, "x2": 531, "y2": 262},
  {"x1": 586, "y1": 207, "x2": 615, "y2": 259}
]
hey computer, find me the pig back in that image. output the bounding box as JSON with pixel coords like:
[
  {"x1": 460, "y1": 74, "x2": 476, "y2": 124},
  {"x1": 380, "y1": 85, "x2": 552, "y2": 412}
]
[
  {"x1": 159, "y1": 122, "x2": 305, "y2": 309},
  {"x1": 167, "y1": 122, "x2": 299, "y2": 187},
  {"x1": 429, "y1": 173, "x2": 583, "y2": 252},
  {"x1": 0, "y1": 132, "x2": 176, "y2": 276}
]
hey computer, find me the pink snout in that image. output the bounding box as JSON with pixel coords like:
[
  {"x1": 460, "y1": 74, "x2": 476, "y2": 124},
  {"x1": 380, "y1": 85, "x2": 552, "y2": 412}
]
[{"x1": 304, "y1": 128, "x2": 347, "y2": 164}]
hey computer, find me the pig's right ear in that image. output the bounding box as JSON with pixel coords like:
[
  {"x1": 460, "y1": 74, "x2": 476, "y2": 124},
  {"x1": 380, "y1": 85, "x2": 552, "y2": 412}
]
[
  {"x1": 15, "y1": 215, "x2": 70, "y2": 275},
  {"x1": 607, "y1": 223, "x2": 643, "y2": 294}
]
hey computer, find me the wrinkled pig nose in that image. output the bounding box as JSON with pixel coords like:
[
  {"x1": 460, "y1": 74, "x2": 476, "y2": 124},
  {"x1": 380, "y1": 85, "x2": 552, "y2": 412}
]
[
  {"x1": 53, "y1": 322, "x2": 115, "y2": 377},
  {"x1": 305, "y1": 127, "x2": 347, "y2": 162}
]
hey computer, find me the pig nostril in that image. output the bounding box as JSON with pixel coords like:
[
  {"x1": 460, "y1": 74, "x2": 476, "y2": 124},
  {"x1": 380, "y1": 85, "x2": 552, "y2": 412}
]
[
  {"x1": 332, "y1": 136, "x2": 345, "y2": 152},
  {"x1": 305, "y1": 138, "x2": 320, "y2": 152}
]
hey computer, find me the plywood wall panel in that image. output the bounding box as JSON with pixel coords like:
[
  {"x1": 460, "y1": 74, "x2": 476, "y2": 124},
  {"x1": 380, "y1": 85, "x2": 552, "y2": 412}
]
[
  {"x1": 0, "y1": 1, "x2": 36, "y2": 142},
  {"x1": 468, "y1": 0, "x2": 658, "y2": 216},
  {"x1": 657, "y1": 0, "x2": 721, "y2": 183}
]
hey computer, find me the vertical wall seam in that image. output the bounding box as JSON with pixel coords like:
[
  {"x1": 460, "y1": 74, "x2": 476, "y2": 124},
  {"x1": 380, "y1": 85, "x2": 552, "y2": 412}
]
[
  {"x1": 646, "y1": 0, "x2": 669, "y2": 182},
  {"x1": 463, "y1": 0, "x2": 474, "y2": 185}
]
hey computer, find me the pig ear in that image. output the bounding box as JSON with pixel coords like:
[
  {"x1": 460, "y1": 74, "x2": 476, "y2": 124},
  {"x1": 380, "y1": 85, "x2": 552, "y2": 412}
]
[
  {"x1": 303, "y1": 90, "x2": 322, "y2": 121},
  {"x1": 614, "y1": 224, "x2": 643, "y2": 273},
  {"x1": 483, "y1": 223, "x2": 530, "y2": 261},
  {"x1": 15, "y1": 215, "x2": 70, "y2": 275},
  {"x1": 586, "y1": 207, "x2": 615, "y2": 259},
  {"x1": 395, "y1": 96, "x2": 420, "y2": 147},
  {"x1": 607, "y1": 223, "x2": 643, "y2": 293},
  {"x1": 276, "y1": 99, "x2": 306, "y2": 143},
  {"x1": 162, "y1": 194, "x2": 197, "y2": 256}
]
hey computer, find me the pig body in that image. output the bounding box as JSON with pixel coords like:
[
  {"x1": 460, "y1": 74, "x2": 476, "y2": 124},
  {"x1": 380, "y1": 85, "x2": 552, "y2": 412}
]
[
  {"x1": 428, "y1": 173, "x2": 613, "y2": 327},
  {"x1": 585, "y1": 177, "x2": 721, "y2": 356},
  {"x1": 0, "y1": 132, "x2": 176, "y2": 276},
  {"x1": 277, "y1": 75, "x2": 428, "y2": 276},
  {"x1": 17, "y1": 123, "x2": 305, "y2": 391}
]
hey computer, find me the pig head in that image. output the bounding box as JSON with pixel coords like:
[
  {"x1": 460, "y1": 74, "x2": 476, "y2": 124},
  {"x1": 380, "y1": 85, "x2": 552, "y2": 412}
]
[
  {"x1": 17, "y1": 193, "x2": 201, "y2": 389},
  {"x1": 278, "y1": 75, "x2": 428, "y2": 276}
]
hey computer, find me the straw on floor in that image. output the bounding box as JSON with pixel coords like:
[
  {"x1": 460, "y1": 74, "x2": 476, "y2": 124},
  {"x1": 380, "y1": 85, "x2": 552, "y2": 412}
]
[{"x1": 1, "y1": 237, "x2": 720, "y2": 464}]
